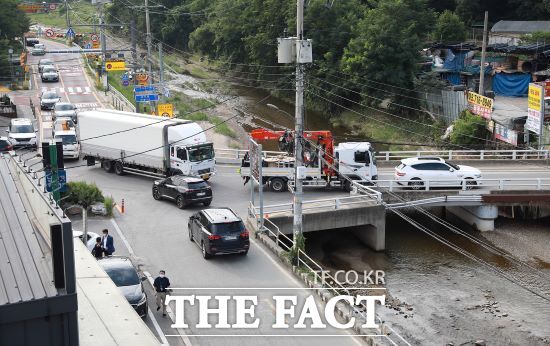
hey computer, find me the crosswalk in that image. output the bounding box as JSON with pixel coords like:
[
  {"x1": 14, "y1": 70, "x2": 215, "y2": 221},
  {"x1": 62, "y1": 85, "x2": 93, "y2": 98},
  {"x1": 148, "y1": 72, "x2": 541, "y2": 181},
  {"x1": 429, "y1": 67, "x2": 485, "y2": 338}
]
[{"x1": 40, "y1": 86, "x2": 92, "y2": 95}]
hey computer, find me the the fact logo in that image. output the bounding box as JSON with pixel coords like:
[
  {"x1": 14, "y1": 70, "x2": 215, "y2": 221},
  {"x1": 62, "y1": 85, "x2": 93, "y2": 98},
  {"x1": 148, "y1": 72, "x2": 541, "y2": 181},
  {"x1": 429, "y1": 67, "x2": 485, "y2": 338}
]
[{"x1": 166, "y1": 294, "x2": 385, "y2": 330}]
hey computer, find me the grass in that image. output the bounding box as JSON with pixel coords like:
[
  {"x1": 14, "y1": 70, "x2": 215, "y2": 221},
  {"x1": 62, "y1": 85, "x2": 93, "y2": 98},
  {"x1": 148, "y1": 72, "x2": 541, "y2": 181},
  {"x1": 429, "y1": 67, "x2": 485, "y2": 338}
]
[
  {"x1": 28, "y1": 1, "x2": 97, "y2": 29},
  {"x1": 107, "y1": 70, "x2": 135, "y2": 105}
]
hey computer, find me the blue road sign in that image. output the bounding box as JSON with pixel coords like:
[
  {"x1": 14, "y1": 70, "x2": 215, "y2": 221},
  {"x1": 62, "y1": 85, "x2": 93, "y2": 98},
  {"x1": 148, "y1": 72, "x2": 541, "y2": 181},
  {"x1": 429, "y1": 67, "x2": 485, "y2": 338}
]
[
  {"x1": 134, "y1": 85, "x2": 155, "y2": 93},
  {"x1": 122, "y1": 80, "x2": 130, "y2": 86},
  {"x1": 66, "y1": 27, "x2": 75, "y2": 38},
  {"x1": 135, "y1": 94, "x2": 159, "y2": 102},
  {"x1": 46, "y1": 170, "x2": 67, "y2": 193},
  {"x1": 84, "y1": 42, "x2": 91, "y2": 49}
]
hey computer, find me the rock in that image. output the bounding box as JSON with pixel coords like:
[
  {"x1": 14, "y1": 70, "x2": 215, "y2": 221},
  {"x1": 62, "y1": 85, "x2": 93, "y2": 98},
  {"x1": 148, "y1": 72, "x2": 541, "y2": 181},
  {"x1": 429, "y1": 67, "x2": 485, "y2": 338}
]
[
  {"x1": 502, "y1": 313, "x2": 508, "y2": 317},
  {"x1": 455, "y1": 298, "x2": 460, "y2": 301},
  {"x1": 475, "y1": 340, "x2": 486, "y2": 346},
  {"x1": 446, "y1": 343, "x2": 454, "y2": 346},
  {"x1": 407, "y1": 307, "x2": 413, "y2": 311}
]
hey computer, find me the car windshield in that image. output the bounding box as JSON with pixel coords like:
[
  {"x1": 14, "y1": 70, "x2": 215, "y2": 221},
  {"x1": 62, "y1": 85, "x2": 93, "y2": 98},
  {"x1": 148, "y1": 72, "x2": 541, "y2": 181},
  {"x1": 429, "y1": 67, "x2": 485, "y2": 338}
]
[
  {"x1": 447, "y1": 161, "x2": 460, "y2": 170},
  {"x1": 103, "y1": 265, "x2": 140, "y2": 287},
  {"x1": 56, "y1": 104, "x2": 74, "y2": 111},
  {"x1": 43, "y1": 67, "x2": 56, "y2": 73},
  {"x1": 188, "y1": 144, "x2": 214, "y2": 162},
  {"x1": 43, "y1": 92, "x2": 58, "y2": 99},
  {"x1": 40, "y1": 59, "x2": 52, "y2": 65},
  {"x1": 11, "y1": 125, "x2": 34, "y2": 133},
  {"x1": 188, "y1": 181, "x2": 208, "y2": 189},
  {"x1": 212, "y1": 221, "x2": 244, "y2": 235},
  {"x1": 55, "y1": 134, "x2": 77, "y2": 144},
  {"x1": 55, "y1": 120, "x2": 75, "y2": 130}
]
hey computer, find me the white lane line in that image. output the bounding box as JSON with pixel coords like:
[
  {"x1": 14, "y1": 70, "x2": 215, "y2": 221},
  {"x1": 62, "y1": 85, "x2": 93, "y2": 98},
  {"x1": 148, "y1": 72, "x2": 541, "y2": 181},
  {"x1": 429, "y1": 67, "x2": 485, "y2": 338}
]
[
  {"x1": 144, "y1": 271, "x2": 192, "y2": 346},
  {"x1": 59, "y1": 87, "x2": 64, "y2": 93},
  {"x1": 111, "y1": 218, "x2": 192, "y2": 346},
  {"x1": 76, "y1": 86, "x2": 82, "y2": 93},
  {"x1": 147, "y1": 306, "x2": 170, "y2": 346},
  {"x1": 68, "y1": 87, "x2": 74, "y2": 93},
  {"x1": 41, "y1": 87, "x2": 47, "y2": 92},
  {"x1": 84, "y1": 86, "x2": 91, "y2": 93}
]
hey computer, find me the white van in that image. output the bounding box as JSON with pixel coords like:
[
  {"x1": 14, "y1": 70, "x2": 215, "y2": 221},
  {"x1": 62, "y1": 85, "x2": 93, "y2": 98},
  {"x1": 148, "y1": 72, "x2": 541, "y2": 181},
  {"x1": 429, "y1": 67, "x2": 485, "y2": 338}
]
[
  {"x1": 7, "y1": 118, "x2": 37, "y2": 148},
  {"x1": 53, "y1": 129, "x2": 80, "y2": 159}
]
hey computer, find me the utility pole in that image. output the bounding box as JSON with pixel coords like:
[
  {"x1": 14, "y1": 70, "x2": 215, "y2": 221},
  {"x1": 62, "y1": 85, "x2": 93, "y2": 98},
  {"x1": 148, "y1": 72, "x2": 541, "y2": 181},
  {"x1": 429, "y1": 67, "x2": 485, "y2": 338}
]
[
  {"x1": 99, "y1": 4, "x2": 108, "y2": 90},
  {"x1": 144, "y1": 0, "x2": 152, "y2": 82},
  {"x1": 64, "y1": 0, "x2": 70, "y2": 27},
  {"x1": 293, "y1": 0, "x2": 305, "y2": 249},
  {"x1": 478, "y1": 11, "x2": 489, "y2": 96},
  {"x1": 158, "y1": 41, "x2": 164, "y2": 103}
]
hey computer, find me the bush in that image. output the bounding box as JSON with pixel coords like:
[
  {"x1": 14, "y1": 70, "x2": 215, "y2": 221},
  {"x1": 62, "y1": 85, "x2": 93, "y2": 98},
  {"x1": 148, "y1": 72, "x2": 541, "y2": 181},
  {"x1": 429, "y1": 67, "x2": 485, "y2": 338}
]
[
  {"x1": 450, "y1": 110, "x2": 489, "y2": 146},
  {"x1": 103, "y1": 196, "x2": 115, "y2": 217},
  {"x1": 62, "y1": 181, "x2": 104, "y2": 209}
]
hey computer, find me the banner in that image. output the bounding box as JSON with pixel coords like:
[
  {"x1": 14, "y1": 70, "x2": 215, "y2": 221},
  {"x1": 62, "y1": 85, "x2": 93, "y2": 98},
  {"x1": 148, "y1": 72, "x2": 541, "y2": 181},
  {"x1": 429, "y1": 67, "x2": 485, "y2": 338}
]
[
  {"x1": 466, "y1": 91, "x2": 493, "y2": 119},
  {"x1": 105, "y1": 61, "x2": 126, "y2": 71},
  {"x1": 157, "y1": 103, "x2": 174, "y2": 118},
  {"x1": 527, "y1": 83, "x2": 544, "y2": 135}
]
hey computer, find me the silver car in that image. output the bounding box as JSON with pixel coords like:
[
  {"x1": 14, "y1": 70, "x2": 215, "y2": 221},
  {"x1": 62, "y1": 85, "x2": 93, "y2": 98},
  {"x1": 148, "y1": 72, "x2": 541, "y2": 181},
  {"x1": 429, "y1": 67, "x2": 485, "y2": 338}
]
[
  {"x1": 41, "y1": 66, "x2": 59, "y2": 82},
  {"x1": 38, "y1": 59, "x2": 54, "y2": 73},
  {"x1": 31, "y1": 44, "x2": 46, "y2": 56},
  {"x1": 53, "y1": 103, "x2": 77, "y2": 123},
  {"x1": 40, "y1": 90, "x2": 61, "y2": 110}
]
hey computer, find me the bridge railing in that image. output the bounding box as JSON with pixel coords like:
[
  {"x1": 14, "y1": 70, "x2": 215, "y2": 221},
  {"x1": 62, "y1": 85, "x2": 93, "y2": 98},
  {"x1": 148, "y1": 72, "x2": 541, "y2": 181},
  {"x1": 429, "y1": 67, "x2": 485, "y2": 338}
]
[
  {"x1": 376, "y1": 149, "x2": 549, "y2": 161},
  {"x1": 373, "y1": 178, "x2": 550, "y2": 192}
]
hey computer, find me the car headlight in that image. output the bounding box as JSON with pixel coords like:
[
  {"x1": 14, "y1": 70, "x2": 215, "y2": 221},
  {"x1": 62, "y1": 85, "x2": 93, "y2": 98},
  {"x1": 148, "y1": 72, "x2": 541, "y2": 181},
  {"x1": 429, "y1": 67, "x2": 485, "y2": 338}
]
[
  {"x1": 29, "y1": 137, "x2": 36, "y2": 144},
  {"x1": 474, "y1": 174, "x2": 481, "y2": 178},
  {"x1": 137, "y1": 294, "x2": 147, "y2": 305}
]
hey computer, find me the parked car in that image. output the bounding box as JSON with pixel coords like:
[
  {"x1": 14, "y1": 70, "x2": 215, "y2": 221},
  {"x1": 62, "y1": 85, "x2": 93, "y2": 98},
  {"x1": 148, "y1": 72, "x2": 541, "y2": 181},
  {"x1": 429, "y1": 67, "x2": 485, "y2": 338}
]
[
  {"x1": 72, "y1": 230, "x2": 100, "y2": 251},
  {"x1": 26, "y1": 37, "x2": 40, "y2": 47},
  {"x1": 188, "y1": 208, "x2": 249, "y2": 259},
  {"x1": 41, "y1": 65, "x2": 59, "y2": 82},
  {"x1": 0, "y1": 137, "x2": 16, "y2": 152},
  {"x1": 97, "y1": 256, "x2": 148, "y2": 318},
  {"x1": 31, "y1": 43, "x2": 46, "y2": 56},
  {"x1": 6, "y1": 118, "x2": 37, "y2": 148},
  {"x1": 38, "y1": 58, "x2": 54, "y2": 73},
  {"x1": 53, "y1": 129, "x2": 80, "y2": 159},
  {"x1": 52, "y1": 102, "x2": 77, "y2": 122},
  {"x1": 52, "y1": 118, "x2": 76, "y2": 137},
  {"x1": 152, "y1": 175, "x2": 212, "y2": 208},
  {"x1": 40, "y1": 90, "x2": 60, "y2": 110},
  {"x1": 394, "y1": 157, "x2": 482, "y2": 189}
]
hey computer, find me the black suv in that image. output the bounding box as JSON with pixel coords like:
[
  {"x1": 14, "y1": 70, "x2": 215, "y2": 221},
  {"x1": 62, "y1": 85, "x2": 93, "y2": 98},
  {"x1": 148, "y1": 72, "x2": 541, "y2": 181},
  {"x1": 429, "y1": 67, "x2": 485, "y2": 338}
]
[
  {"x1": 188, "y1": 208, "x2": 249, "y2": 259},
  {"x1": 97, "y1": 256, "x2": 148, "y2": 318},
  {"x1": 153, "y1": 175, "x2": 212, "y2": 208}
]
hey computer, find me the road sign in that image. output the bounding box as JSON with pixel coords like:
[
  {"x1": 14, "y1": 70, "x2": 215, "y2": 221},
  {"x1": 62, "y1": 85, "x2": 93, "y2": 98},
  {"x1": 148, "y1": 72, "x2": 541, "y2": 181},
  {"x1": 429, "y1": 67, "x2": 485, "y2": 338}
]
[
  {"x1": 157, "y1": 103, "x2": 173, "y2": 118},
  {"x1": 84, "y1": 42, "x2": 92, "y2": 49},
  {"x1": 105, "y1": 61, "x2": 126, "y2": 71},
  {"x1": 134, "y1": 85, "x2": 155, "y2": 93},
  {"x1": 92, "y1": 41, "x2": 100, "y2": 49},
  {"x1": 45, "y1": 28, "x2": 54, "y2": 38},
  {"x1": 122, "y1": 80, "x2": 129, "y2": 86},
  {"x1": 135, "y1": 73, "x2": 149, "y2": 85},
  {"x1": 90, "y1": 33, "x2": 99, "y2": 42},
  {"x1": 66, "y1": 27, "x2": 75, "y2": 38},
  {"x1": 45, "y1": 170, "x2": 67, "y2": 193},
  {"x1": 135, "y1": 94, "x2": 159, "y2": 102}
]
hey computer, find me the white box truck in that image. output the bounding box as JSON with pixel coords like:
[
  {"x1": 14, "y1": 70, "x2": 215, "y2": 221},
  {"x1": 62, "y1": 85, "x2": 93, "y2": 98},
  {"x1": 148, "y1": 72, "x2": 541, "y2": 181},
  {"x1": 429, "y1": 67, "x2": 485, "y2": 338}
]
[{"x1": 78, "y1": 109, "x2": 215, "y2": 179}]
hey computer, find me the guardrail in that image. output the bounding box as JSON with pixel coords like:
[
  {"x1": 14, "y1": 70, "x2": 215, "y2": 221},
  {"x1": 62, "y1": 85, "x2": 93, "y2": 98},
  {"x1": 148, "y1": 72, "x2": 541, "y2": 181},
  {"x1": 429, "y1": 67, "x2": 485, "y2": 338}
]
[
  {"x1": 107, "y1": 83, "x2": 136, "y2": 113},
  {"x1": 375, "y1": 149, "x2": 549, "y2": 161},
  {"x1": 386, "y1": 195, "x2": 484, "y2": 209},
  {"x1": 248, "y1": 204, "x2": 410, "y2": 345},
  {"x1": 214, "y1": 148, "x2": 550, "y2": 163},
  {"x1": 373, "y1": 178, "x2": 550, "y2": 192}
]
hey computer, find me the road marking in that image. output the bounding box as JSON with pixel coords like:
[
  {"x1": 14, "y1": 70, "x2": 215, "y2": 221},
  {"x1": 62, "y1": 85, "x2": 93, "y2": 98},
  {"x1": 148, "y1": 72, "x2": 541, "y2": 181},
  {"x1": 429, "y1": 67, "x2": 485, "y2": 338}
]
[
  {"x1": 59, "y1": 87, "x2": 64, "y2": 93},
  {"x1": 84, "y1": 86, "x2": 91, "y2": 93},
  {"x1": 76, "y1": 87, "x2": 82, "y2": 93},
  {"x1": 74, "y1": 102, "x2": 99, "y2": 109},
  {"x1": 147, "y1": 306, "x2": 170, "y2": 346},
  {"x1": 41, "y1": 86, "x2": 47, "y2": 92},
  {"x1": 80, "y1": 59, "x2": 105, "y2": 107},
  {"x1": 67, "y1": 87, "x2": 74, "y2": 93}
]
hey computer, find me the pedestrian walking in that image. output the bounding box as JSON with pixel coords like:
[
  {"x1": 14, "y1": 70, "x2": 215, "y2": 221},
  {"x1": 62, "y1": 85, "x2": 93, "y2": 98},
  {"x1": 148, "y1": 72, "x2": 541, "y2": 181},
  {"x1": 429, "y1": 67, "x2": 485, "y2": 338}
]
[
  {"x1": 153, "y1": 270, "x2": 170, "y2": 317},
  {"x1": 101, "y1": 229, "x2": 115, "y2": 256},
  {"x1": 91, "y1": 237, "x2": 104, "y2": 259}
]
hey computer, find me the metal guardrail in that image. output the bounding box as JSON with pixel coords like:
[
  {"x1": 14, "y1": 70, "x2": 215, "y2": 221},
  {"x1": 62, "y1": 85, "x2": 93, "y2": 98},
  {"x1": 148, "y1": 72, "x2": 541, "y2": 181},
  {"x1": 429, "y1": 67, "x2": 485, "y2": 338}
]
[
  {"x1": 107, "y1": 83, "x2": 136, "y2": 113},
  {"x1": 214, "y1": 148, "x2": 550, "y2": 162},
  {"x1": 373, "y1": 178, "x2": 550, "y2": 192},
  {"x1": 386, "y1": 195, "x2": 484, "y2": 209}
]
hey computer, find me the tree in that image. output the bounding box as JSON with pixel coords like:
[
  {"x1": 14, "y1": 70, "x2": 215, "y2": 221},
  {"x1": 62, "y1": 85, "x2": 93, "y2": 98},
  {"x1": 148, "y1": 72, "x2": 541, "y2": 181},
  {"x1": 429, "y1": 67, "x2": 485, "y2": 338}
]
[
  {"x1": 450, "y1": 110, "x2": 488, "y2": 146},
  {"x1": 0, "y1": 0, "x2": 30, "y2": 40},
  {"x1": 455, "y1": 0, "x2": 481, "y2": 25},
  {"x1": 432, "y1": 10, "x2": 467, "y2": 42},
  {"x1": 341, "y1": 0, "x2": 435, "y2": 110},
  {"x1": 62, "y1": 181, "x2": 104, "y2": 210},
  {"x1": 520, "y1": 31, "x2": 550, "y2": 44}
]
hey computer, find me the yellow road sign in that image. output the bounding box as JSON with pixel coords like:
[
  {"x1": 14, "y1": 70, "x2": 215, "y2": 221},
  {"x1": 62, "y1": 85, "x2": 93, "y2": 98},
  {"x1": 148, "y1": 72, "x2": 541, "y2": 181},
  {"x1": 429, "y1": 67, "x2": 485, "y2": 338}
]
[
  {"x1": 92, "y1": 41, "x2": 100, "y2": 49},
  {"x1": 105, "y1": 61, "x2": 126, "y2": 71},
  {"x1": 157, "y1": 103, "x2": 174, "y2": 118}
]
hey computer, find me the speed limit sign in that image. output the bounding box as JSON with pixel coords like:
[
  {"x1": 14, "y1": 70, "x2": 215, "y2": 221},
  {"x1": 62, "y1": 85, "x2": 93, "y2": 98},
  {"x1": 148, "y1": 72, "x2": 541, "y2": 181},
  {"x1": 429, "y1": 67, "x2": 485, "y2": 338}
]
[
  {"x1": 45, "y1": 29, "x2": 55, "y2": 38},
  {"x1": 90, "y1": 33, "x2": 99, "y2": 42}
]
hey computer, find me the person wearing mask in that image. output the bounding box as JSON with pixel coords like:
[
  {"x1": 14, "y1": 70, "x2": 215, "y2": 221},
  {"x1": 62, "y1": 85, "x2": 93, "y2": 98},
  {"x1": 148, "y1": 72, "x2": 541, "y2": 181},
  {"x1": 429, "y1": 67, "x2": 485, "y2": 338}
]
[
  {"x1": 91, "y1": 237, "x2": 104, "y2": 259},
  {"x1": 101, "y1": 229, "x2": 115, "y2": 256},
  {"x1": 153, "y1": 270, "x2": 170, "y2": 317}
]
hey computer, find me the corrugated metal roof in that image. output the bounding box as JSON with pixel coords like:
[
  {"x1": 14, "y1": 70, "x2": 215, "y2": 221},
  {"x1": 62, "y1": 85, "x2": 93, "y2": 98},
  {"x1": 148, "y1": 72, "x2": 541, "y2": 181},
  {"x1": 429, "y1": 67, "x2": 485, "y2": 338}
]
[
  {"x1": 491, "y1": 21, "x2": 550, "y2": 33},
  {"x1": 0, "y1": 157, "x2": 58, "y2": 306}
]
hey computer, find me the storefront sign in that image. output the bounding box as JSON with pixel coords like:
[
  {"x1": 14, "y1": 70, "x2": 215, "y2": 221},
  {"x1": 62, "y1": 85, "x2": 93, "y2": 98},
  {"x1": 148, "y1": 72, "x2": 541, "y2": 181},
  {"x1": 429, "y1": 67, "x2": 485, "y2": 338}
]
[
  {"x1": 493, "y1": 122, "x2": 518, "y2": 146},
  {"x1": 467, "y1": 91, "x2": 493, "y2": 119},
  {"x1": 527, "y1": 83, "x2": 545, "y2": 135}
]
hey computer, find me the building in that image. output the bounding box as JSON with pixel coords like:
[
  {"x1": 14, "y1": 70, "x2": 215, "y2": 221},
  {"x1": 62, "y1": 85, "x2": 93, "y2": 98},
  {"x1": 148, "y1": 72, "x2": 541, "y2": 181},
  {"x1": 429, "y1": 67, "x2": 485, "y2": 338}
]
[{"x1": 490, "y1": 21, "x2": 550, "y2": 45}]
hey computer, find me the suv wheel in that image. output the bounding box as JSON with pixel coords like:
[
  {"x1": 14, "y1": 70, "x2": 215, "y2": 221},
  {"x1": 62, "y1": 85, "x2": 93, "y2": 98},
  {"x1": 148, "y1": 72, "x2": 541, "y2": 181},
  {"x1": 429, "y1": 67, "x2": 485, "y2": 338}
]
[
  {"x1": 240, "y1": 250, "x2": 249, "y2": 256},
  {"x1": 270, "y1": 178, "x2": 287, "y2": 192},
  {"x1": 202, "y1": 242, "x2": 211, "y2": 259},
  {"x1": 176, "y1": 195, "x2": 186, "y2": 209},
  {"x1": 188, "y1": 225, "x2": 193, "y2": 241},
  {"x1": 203, "y1": 200, "x2": 211, "y2": 207},
  {"x1": 152, "y1": 187, "x2": 161, "y2": 200}
]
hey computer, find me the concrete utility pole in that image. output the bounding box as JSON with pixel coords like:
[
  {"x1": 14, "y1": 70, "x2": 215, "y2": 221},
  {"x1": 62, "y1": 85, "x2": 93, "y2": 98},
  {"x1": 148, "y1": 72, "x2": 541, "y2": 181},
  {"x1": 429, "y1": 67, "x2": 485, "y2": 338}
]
[
  {"x1": 158, "y1": 41, "x2": 164, "y2": 103},
  {"x1": 293, "y1": 0, "x2": 305, "y2": 247},
  {"x1": 99, "y1": 4, "x2": 108, "y2": 90},
  {"x1": 478, "y1": 11, "x2": 489, "y2": 96},
  {"x1": 64, "y1": 0, "x2": 71, "y2": 27},
  {"x1": 144, "y1": 0, "x2": 152, "y2": 82}
]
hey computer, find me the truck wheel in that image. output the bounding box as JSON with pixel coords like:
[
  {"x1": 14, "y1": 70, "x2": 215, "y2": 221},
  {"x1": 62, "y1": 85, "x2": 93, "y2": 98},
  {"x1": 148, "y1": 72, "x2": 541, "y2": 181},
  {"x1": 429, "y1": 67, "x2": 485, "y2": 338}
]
[
  {"x1": 343, "y1": 180, "x2": 353, "y2": 192},
  {"x1": 114, "y1": 161, "x2": 125, "y2": 176},
  {"x1": 270, "y1": 178, "x2": 287, "y2": 192},
  {"x1": 102, "y1": 160, "x2": 114, "y2": 173}
]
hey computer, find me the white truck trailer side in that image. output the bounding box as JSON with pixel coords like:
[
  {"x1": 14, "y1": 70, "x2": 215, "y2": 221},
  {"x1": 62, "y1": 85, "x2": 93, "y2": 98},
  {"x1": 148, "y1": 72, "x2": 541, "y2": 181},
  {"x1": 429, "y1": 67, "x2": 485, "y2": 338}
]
[{"x1": 78, "y1": 109, "x2": 215, "y2": 179}]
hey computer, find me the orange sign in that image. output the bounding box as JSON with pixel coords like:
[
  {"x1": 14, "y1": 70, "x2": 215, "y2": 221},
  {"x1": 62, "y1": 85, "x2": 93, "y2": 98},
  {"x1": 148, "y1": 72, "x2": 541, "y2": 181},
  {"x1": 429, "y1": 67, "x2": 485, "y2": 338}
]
[{"x1": 136, "y1": 73, "x2": 149, "y2": 86}]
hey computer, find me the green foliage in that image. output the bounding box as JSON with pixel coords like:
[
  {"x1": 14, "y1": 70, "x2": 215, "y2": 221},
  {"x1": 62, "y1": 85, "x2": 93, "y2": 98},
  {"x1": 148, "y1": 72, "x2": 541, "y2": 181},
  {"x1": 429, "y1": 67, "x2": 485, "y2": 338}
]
[
  {"x1": 450, "y1": 110, "x2": 488, "y2": 146},
  {"x1": 287, "y1": 233, "x2": 306, "y2": 266},
  {"x1": 0, "y1": 0, "x2": 30, "y2": 39},
  {"x1": 28, "y1": 1, "x2": 96, "y2": 29},
  {"x1": 341, "y1": 0, "x2": 435, "y2": 109},
  {"x1": 108, "y1": 70, "x2": 135, "y2": 105},
  {"x1": 520, "y1": 31, "x2": 550, "y2": 44},
  {"x1": 103, "y1": 196, "x2": 115, "y2": 217},
  {"x1": 433, "y1": 10, "x2": 467, "y2": 42},
  {"x1": 62, "y1": 181, "x2": 104, "y2": 209}
]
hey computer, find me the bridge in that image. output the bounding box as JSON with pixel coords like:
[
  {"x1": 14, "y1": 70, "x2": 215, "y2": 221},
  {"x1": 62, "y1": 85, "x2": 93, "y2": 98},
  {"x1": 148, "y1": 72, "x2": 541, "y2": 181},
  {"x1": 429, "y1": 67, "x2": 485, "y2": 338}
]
[{"x1": 242, "y1": 148, "x2": 550, "y2": 251}]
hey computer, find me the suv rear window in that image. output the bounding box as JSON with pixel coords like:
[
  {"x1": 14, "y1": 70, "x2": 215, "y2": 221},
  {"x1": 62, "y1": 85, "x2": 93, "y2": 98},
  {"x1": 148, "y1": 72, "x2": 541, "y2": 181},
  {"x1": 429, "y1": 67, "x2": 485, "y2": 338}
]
[
  {"x1": 212, "y1": 221, "x2": 244, "y2": 235},
  {"x1": 188, "y1": 181, "x2": 208, "y2": 189}
]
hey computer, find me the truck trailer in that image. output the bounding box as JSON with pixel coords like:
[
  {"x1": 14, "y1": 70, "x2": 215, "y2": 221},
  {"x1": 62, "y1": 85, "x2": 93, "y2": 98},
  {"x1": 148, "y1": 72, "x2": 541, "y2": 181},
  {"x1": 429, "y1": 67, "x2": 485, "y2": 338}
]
[{"x1": 78, "y1": 109, "x2": 215, "y2": 179}]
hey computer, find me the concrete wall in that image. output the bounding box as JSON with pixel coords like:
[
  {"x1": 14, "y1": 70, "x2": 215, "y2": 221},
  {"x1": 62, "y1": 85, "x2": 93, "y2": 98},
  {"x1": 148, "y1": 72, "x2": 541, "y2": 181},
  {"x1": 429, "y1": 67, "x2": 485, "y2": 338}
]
[{"x1": 446, "y1": 205, "x2": 498, "y2": 231}]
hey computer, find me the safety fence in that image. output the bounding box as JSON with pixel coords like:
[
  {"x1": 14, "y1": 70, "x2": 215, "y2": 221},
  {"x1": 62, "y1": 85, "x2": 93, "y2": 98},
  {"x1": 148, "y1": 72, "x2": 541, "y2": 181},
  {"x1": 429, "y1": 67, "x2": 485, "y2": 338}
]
[{"x1": 373, "y1": 178, "x2": 550, "y2": 192}]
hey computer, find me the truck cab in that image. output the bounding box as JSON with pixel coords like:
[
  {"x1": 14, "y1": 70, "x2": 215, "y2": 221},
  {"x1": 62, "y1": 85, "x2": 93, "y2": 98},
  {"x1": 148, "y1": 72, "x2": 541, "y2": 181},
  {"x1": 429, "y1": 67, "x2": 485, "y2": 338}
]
[
  {"x1": 334, "y1": 142, "x2": 378, "y2": 181},
  {"x1": 53, "y1": 129, "x2": 80, "y2": 160},
  {"x1": 170, "y1": 143, "x2": 215, "y2": 180}
]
